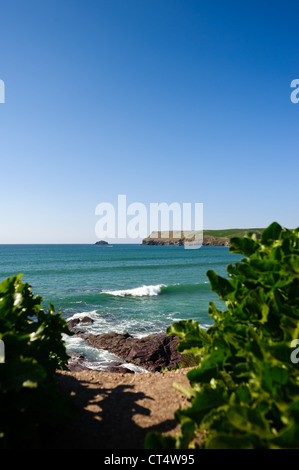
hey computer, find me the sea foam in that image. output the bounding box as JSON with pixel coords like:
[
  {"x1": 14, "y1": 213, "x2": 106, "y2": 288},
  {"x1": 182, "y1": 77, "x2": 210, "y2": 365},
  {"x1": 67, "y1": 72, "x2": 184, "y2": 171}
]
[
  {"x1": 67, "y1": 310, "x2": 98, "y2": 322},
  {"x1": 102, "y1": 284, "x2": 166, "y2": 297}
]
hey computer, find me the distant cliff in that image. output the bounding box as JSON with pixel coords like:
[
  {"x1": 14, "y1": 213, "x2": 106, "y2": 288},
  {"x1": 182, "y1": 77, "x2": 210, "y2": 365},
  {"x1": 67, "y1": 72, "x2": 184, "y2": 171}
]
[{"x1": 142, "y1": 229, "x2": 264, "y2": 247}]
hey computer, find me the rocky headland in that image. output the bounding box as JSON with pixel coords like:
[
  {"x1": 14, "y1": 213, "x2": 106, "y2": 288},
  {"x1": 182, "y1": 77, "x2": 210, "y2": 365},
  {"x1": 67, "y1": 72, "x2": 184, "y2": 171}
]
[{"x1": 142, "y1": 228, "x2": 264, "y2": 247}]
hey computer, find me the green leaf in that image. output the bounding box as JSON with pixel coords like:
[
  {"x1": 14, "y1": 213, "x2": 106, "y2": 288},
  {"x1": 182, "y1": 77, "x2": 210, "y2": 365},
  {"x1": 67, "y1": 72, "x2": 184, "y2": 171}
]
[
  {"x1": 173, "y1": 382, "x2": 197, "y2": 399},
  {"x1": 227, "y1": 406, "x2": 272, "y2": 439},
  {"x1": 207, "y1": 270, "x2": 234, "y2": 299},
  {"x1": 261, "y1": 222, "x2": 283, "y2": 245},
  {"x1": 145, "y1": 222, "x2": 299, "y2": 450},
  {"x1": 229, "y1": 236, "x2": 260, "y2": 257},
  {"x1": 0, "y1": 274, "x2": 76, "y2": 448}
]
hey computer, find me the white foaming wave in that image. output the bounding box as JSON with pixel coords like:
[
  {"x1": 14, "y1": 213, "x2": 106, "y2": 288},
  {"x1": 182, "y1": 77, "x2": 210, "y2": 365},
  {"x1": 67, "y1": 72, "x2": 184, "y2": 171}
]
[
  {"x1": 102, "y1": 284, "x2": 166, "y2": 297},
  {"x1": 67, "y1": 310, "x2": 98, "y2": 321},
  {"x1": 63, "y1": 334, "x2": 149, "y2": 373}
]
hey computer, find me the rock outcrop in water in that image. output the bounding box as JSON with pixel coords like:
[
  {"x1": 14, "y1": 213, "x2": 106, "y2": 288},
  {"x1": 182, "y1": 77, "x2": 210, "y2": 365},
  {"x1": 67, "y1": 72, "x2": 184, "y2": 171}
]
[
  {"x1": 67, "y1": 353, "x2": 135, "y2": 374},
  {"x1": 83, "y1": 332, "x2": 182, "y2": 372},
  {"x1": 67, "y1": 316, "x2": 94, "y2": 329},
  {"x1": 66, "y1": 318, "x2": 183, "y2": 373}
]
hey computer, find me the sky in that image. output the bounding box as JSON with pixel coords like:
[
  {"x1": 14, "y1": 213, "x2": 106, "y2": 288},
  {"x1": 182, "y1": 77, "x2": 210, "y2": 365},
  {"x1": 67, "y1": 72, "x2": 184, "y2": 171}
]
[{"x1": 0, "y1": 0, "x2": 298, "y2": 243}]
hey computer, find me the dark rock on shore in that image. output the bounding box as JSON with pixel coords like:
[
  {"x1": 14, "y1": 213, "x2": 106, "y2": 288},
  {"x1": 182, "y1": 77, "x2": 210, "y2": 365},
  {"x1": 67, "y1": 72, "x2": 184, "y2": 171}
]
[
  {"x1": 84, "y1": 332, "x2": 182, "y2": 372},
  {"x1": 67, "y1": 353, "x2": 88, "y2": 372},
  {"x1": 67, "y1": 316, "x2": 94, "y2": 332},
  {"x1": 67, "y1": 354, "x2": 135, "y2": 373},
  {"x1": 66, "y1": 318, "x2": 183, "y2": 372},
  {"x1": 105, "y1": 364, "x2": 135, "y2": 374}
]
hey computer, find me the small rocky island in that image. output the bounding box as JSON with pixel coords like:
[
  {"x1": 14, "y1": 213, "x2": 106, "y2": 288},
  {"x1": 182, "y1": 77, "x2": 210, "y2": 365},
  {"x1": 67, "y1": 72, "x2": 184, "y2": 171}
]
[{"x1": 94, "y1": 240, "x2": 108, "y2": 245}]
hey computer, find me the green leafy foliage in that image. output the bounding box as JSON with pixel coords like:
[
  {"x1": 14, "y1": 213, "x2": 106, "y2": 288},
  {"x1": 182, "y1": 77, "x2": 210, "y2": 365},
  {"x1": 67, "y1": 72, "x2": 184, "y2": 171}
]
[
  {"x1": 145, "y1": 222, "x2": 299, "y2": 449},
  {"x1": 0, "y1": 274, "x2": 76, "y2": 448}
]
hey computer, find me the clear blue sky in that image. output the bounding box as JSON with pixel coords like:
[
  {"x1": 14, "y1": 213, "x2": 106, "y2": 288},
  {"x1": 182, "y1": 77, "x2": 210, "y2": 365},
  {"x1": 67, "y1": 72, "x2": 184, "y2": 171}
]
[{"x1": 0, "y1": 0, "x2": 298, "y2": 243}]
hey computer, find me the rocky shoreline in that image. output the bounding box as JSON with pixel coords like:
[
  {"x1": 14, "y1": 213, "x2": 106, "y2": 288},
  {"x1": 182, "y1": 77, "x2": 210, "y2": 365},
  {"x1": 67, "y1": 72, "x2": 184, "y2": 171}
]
[
  {"x1": 66, "y1": 317, "x2": 182, "y2": 374},
  {"x1": 142, "y1": 237, "x2": 230, "y2": 246},
  {"x1": 141, "y1": 230, "x2": 230, "y2": 246},
  {"x1": 142, "y1": 228, "x2": 264, "y2": 247}
]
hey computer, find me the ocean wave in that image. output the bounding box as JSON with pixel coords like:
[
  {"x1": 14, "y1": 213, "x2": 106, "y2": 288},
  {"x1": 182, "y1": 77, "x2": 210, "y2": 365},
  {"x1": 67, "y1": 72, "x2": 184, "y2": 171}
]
[
  {"x1": 161, "y1": 282, "x2": 209, "y2": 295},
  {"x1": 102, "y1": 284, "x2": 166, "y2": 297},
  {"x1": 101, "y1": 282, "x2": 209, "y2": 298}
]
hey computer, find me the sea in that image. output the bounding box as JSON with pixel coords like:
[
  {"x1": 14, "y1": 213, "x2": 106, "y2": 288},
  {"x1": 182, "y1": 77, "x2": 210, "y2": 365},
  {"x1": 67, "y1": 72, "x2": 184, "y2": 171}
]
[{"x1": 0, "y1": 244, "x2": 241, "y2": 372}]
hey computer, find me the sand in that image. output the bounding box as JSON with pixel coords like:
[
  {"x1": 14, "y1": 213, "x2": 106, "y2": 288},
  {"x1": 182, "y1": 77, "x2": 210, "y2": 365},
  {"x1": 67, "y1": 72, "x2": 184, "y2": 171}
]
[{"x1": 46, "y1": 368, "x2": 192, "y2": 450}]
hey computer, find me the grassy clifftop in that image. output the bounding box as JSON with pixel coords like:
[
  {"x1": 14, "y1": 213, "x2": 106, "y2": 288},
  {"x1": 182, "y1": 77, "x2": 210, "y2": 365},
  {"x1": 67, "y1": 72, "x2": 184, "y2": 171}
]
[{"x1": 142, "y1": 228, "x2": 264, "y2": 246}]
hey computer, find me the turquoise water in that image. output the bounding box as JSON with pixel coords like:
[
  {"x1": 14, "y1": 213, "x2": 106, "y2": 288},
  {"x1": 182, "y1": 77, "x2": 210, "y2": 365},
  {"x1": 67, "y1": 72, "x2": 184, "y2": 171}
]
[{"x1": 0, "y1": 244, "x2": 241, "y2": 370}]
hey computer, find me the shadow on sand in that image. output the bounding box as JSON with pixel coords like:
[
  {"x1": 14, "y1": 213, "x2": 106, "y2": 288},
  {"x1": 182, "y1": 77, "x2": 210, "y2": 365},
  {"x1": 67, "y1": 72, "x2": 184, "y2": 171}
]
[{"x1": 43, "y1": 373, "x2": 179, "y2": 449}]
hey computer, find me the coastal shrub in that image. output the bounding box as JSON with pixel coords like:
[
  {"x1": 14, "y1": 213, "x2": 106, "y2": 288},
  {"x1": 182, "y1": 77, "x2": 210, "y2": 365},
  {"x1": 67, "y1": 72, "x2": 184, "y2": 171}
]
[
  {"x1": 145, "y1": 222, "x2": 299, "y2": 449},
  {"x1": 163, "y1": 354, "x2": 201, "y2": 372},
  {"x1": 0, "y1": 274, "x2": 76, "y2": 448}
]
